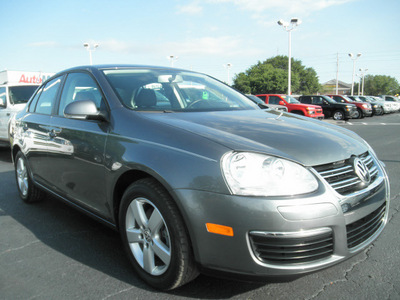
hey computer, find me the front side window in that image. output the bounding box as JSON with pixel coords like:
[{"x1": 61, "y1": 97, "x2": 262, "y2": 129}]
[
  {"x1": 283, "y1": 95, "x2": 300, "y2": 104},
  {"x1": 312, "y1": 97, "x2": 322, "y2": 105},
  {"x1": 332, "y1": 96, "x2": 345, "y2": 103},
  {"x1": 103, "y1": 69, "x2": 257, "y2": 112},
  {"x1": 58, "y1": 72, "x2": 105, "y2": 116},
  {"x1": 35, "y1": 77, "x2": 62, "y2": 115}
]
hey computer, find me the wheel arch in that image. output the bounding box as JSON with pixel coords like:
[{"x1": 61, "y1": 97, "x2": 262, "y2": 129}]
[
  {"x1": 112, "y1": 168, "x2": 200, "y2": 264},
  {"x1": 12, "y1": 145, "x2": 21, "y2": 164},
  {"x1": 291, "y1": 110, "x2": 304, "y2": 115},
  {"x1": 112, "y1": 169, "x2": 187, "y2": 232}
]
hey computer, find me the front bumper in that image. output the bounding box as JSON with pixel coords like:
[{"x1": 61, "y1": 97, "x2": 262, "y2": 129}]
[
  {"x1": 372, "y1": 106, "x2": 383, "y2": 115},
  {"x1": 362, "y1": 109, "x2": 373, "y2": 117},
  {"x1": 173, "y1": 160, "x2": 389, "y2": 279},
  {"x1": 310, "y1": 114, "x2": 325, "y2": 120},
  {"x1": 346, "y1": 108, "x2": 357, "y2": 119}
]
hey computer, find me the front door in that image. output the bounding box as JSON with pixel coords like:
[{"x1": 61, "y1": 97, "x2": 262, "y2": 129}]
[{"x1": 46, "y1": 72, "x2": 110, "y2": 218}]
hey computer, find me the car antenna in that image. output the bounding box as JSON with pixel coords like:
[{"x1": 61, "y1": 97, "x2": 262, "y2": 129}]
[{"x1": 275, "y1": 111, "x2": 284, "y2": 120}]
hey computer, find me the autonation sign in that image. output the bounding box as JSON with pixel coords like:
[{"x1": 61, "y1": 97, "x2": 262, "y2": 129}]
[{"x1": 0, "y1": 70, "x2": 54, "y2": 85}]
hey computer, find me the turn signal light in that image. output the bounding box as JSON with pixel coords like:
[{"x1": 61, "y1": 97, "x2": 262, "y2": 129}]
[{"x1": 206, "y1": 223, "x2": 234, "y2": 236}]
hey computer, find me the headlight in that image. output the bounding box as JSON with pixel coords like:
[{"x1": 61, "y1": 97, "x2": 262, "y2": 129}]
[{"x1": 221, "y1": 152, "x2": 319, "y2": 196}]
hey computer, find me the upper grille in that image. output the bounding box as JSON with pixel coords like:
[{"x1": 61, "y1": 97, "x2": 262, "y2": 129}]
[
  {"x1": 346, "y1": 203, "x2": 386, "y2": 249},
  {"x1": 249, "y1": 229, "x2": 334, "y2": 265},
  {"x1": 314, "y1": 152, "x2": 379, "y2": 195}
]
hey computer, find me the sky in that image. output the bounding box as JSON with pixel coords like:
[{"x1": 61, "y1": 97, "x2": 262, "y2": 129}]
[{"x1": 1, "y1": 0, "x2": 400, "y2": 87}]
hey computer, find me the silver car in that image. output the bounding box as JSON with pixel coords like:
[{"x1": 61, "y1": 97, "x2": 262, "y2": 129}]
[{"x1": 10, "y1": 65, "x2": 390, "y2": 290}]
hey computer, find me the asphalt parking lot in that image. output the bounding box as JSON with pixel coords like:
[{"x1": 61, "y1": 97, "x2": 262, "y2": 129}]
[{"x1": 0, "y1": 113, "x2": 399, "y2": 300}]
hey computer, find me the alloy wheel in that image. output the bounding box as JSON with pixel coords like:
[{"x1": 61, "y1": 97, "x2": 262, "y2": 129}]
[
  {"x1": 125, "y1": 197, "x2": 171, "y2": 276},
  {"x1": 16, "y1": 157, "x2": 28, "y2": 197}
]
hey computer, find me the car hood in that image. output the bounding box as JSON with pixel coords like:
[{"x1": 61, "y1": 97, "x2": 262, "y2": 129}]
[
  {"x1": 335, "y1": 102, "x2": 356, "y2": 107},
  {"x1": 141, "y1": 110, "x2": 368, "y2": 166},
  {"x1": 291, "y1": 103, "x2": 321, "y2": 109}
]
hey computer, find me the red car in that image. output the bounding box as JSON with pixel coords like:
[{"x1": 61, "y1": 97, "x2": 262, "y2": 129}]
[
  {"x1": 256, "y1": 94, "x2": 324, "y2": 119},
  {"x1": 326, "y1": 95, "x2": 372, "y2": 119}
]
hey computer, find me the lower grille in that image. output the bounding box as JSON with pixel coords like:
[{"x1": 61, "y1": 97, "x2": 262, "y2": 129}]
[
  {"x1": 249, "y1": 229, "x2": 334, "y2": 265},
  {"x1": 346, "y1": 203, "x2": 386, "y2": 249}
]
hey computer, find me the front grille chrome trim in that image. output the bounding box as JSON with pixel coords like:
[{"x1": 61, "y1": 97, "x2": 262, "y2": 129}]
[{"x1": 313, "y1": 151, "x2": 384, "y2": 197}]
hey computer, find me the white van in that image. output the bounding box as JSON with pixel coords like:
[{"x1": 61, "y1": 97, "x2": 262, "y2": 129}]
[{"x1": 0, "y1": 70, "x2": 54, "y2": 145}]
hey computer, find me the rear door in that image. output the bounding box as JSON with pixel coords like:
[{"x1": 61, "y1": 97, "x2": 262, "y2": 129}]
[
  {"x1": 46, "y1": 72, "x2": 110, "y2": 218},
  {"x1": 0, "y1": 87, "x2": 7, "y2": 140},
  {"x1": 20, "y1": 76, "x2": 63, "y2": 185}
]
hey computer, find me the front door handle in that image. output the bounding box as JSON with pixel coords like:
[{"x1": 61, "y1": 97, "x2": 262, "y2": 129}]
[{"x1": 49, "y1": 130, "x2": 57, "y2": 138}]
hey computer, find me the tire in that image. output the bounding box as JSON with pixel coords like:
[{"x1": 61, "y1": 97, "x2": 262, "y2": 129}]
[
  {"x1": 332, "y1": 110, "x2": 345, "y2": 120},
  {"x1": 14, "y1": 151, "x2": 44, "y2": 203},
  {"x1": 119, "y1": 178, "x2": 198, "y2": 290},
  {"x1": 354, "y1": 108, "x2": 363, "y2": 119}
]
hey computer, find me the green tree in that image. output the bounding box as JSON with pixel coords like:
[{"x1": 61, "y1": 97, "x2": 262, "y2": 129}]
[
  {"x1": 364, "y1": 75, "x2": 400, "y2": 95},
  {"x1": 232, "y1": 55, "x2": 320, "y2": 95}
]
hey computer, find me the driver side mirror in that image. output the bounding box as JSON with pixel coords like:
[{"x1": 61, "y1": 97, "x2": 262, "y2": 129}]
[
  {"x1": 0, "y1": 98, "x2": 5, "y2": 108},
  {"x1": 64, "y1": 100, "x2": 108, "y2": 121},
  {"x1": 279, "y1": 100, "x2": 285, "y2": 105}
]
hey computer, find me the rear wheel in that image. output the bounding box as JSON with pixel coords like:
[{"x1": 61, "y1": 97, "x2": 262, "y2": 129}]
[
  {"x1": 119, "y1": 178, "x2": 198, "y2": 290},
  {"x1": 14, "y1": 151, "x2": 44, "y2": 203}
]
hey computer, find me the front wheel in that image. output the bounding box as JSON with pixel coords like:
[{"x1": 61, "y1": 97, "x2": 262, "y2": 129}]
[
  {"x1": 14, "y1": 151, "x2": 44, "y2": 203},
  {"x1": 119, "y1": 178, "x2": 198, "y2": 290},
  {"x1": 332, "y1": 110, "x2": 345, "y2": 120},
  {"x1": 353, "y1": 108, "x2": 363, "y2": 119}
]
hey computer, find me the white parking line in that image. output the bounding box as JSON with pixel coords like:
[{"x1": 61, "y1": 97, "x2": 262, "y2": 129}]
[{"x1": 341, "y1": 123, "x2": 400, "y2": 126}]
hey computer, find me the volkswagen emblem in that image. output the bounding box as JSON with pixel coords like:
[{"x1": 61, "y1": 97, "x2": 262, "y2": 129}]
[{"x1": 353, "y1": 157, "x2": 371, "y2": 184}]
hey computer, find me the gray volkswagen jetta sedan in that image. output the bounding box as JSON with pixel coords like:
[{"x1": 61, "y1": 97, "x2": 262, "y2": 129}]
[{"x1": 10, "y1": 65, "x2": 390, "y2": 290}]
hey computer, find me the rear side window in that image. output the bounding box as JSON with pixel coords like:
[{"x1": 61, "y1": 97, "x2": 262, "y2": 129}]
[
  {"x1": 301, "y1": 97, "x2": 311, "y2": 104},
  {"x1": 257, "y1": 95, "x2": 266, "y2": 102},
  {"x1": 0, "y1": 87, "x2": 6, "y2": 108},
  {"x1": 28, "y1": 87, "x2": 43, "y2": 112},
  {"x1": 34, "y1": 77, "x2": 62, "y2": 115}
]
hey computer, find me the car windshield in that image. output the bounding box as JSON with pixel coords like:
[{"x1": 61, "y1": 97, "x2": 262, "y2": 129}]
[
  {"x1": 321, "y1": 95, "x2": 336, "y2": 103},
  {"x1": 342, "y1": 95, "x2": 354, "y2": 102},
  {"x1": 351, "y1": 97, "x2": 363, "y2": 102},
  {"x1": 8, "y1": 85, "x2": 39, "y2": 105},
  {"x1": 102, "y1": 69, "x2": 258, "y2": 112},
  {"x1": 283, "y1": 95, "x2": 300, "y2": 103}
]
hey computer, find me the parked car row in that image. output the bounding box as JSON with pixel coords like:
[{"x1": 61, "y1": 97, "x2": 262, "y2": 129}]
[{"x1": 251, "y1": 93, "x2": 400, "y2": 121}]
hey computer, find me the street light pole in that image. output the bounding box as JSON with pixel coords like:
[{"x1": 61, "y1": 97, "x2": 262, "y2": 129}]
[
  {"x1": 167, "y1": 55, "x2": 178, "y2": 67},
  {"x1": 83, "y1": 43, "x2": 99, "y2": 65},
  {"x1": 277, "y1": 18, "x2": 301, "y2": 95},
  {"x1": 348, "y1": 53, "x2": 361, "y2": 96},
  {"x1": 224, "y1": 63, "x2": 232, "y2": 85},
  {"x1": 359, "y1": 68, "x2": 368, "y2": 96}
]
